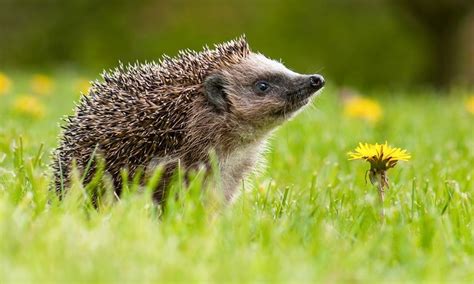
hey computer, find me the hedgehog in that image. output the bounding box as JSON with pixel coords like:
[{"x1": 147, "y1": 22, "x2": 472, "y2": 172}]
[{"x1": 52, "y1": 36, "x2": 325, "y2": 203}]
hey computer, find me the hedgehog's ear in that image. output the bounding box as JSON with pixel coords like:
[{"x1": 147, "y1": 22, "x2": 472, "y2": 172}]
[{"x1": 204, "y1": 74, "x2": 228, "y2": 112}]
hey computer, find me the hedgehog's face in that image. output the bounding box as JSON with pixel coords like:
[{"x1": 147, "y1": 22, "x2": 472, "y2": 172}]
[{"x1": 204, "y1": 53, "x2": 324, "y2": 131}]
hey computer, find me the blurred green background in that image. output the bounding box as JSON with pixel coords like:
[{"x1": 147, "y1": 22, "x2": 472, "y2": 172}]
[{"x1": 1, "y1": 0, "x2": 473, "y2": 90}]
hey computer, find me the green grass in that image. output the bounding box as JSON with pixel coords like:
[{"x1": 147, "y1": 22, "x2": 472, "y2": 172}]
[{"x1": 1, "y1": 74, "x2": 473, "y2": 283}]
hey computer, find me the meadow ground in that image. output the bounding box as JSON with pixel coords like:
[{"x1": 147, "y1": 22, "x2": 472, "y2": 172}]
[{"x1": 0, "y1": 73, "x2": 473, "y2": 283}]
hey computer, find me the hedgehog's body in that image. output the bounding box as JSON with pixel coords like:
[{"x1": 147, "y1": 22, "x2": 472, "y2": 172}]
[{"x1": 53, "y1": 36, "x2": 324, "y2": 202}]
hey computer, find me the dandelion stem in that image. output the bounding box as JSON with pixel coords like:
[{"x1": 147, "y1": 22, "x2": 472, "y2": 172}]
[
  {"x1": 370, "y1": 169, "x2": 387, "y2": 218},
  {"x1": 378, "y1": 171, "x2": 389, "y2": 218},
  {"x1": 378, "y1": 174, "x2": 385, "y2": 217}
]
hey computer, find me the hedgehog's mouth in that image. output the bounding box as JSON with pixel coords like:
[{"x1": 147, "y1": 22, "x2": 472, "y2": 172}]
[
  {"x1": 272, "y1": 88, "x2": 318, "y2": 117},
  {"x1": 287, "y1": 88, "x2": 315, "y2": 105}
]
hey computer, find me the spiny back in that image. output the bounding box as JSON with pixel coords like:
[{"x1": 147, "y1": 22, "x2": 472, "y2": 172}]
[
  {"x1": 53, "y1": 36, "x2": 252, "y2": 201},
  {"x1": 92, "y1": 36, "x2": 250, "y2": 96}
]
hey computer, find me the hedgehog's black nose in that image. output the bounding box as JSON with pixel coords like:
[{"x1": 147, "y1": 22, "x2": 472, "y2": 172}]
[{"x1": 309, "y1": 75, "x2": 325, "y2": 90}]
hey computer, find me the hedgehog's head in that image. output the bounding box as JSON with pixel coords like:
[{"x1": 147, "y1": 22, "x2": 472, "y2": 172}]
[{"x1": 204, "y1": 53, "x2": 324, "y2": 133}]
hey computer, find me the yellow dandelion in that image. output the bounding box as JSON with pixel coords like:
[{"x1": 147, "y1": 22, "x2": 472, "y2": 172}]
[
  {"x1": 348, "y1": 142, "x2": 411, "y2": 171},
  {"x1": 0, "y1": 72, "x2": 12, "y2": 95},
  {"x1": 343, "y1": 96, "x2": 382, "y2": 123},
  {"x1": 31, "y1": 74, "x2": 54, "y2": 95},
  {"x1": 74, "y1": 78, "x2": 91, "y2": 94},
  {"x1": 348, "y1": 142, "x2": 410, "y2": 209},
  {"x1": 13, "y1": 95, "x2": 46, "y2": 118},
  {"x1": 466, "y1": 96, "x2": 474, "y2": 114}
]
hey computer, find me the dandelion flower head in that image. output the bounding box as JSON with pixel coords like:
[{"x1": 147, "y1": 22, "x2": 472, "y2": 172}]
[{"x1": 348, "y1": 142, "x2": 410, "y2": 171}]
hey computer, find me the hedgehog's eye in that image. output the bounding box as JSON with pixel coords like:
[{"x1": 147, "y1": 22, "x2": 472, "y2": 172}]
[{"x1": 255, "y1": 81, "x2": 271, "y2": 93}]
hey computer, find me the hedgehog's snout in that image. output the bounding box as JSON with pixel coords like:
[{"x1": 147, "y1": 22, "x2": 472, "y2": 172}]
[
  {"x1": 280, "y1": 74, "x2": 325, "y2": 114},
  {"x1": 309, "y1": 74, "x2": 325, "y2": 91},
  {"x1": 288, "y1": 74, "x2": 325, "y2": 99}
]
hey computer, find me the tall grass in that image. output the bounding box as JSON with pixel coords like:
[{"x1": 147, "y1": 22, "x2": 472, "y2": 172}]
[{"x1": 0, "y1": 75, "x2": 473, "y2": 282}]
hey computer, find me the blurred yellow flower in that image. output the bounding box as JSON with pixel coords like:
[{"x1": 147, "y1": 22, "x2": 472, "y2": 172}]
[
  {"x1": 0, "y1": 72, "x2": 12, "y2": 95},
  {"x1": 466, "y1": 96, "x2": 474, "y2": 114},
  {"x1": 31, "y1": 74, "x2": 54, "y2": 95},
  {"x1": 343, "y1": 96, "x2": 382, "y2": 123},
  {"x1": 75, "y1": 78, "x2": 91, "y2": 94},
  {"x1": 13, "y1": 95, "x2": 46, "y2": 118}
]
